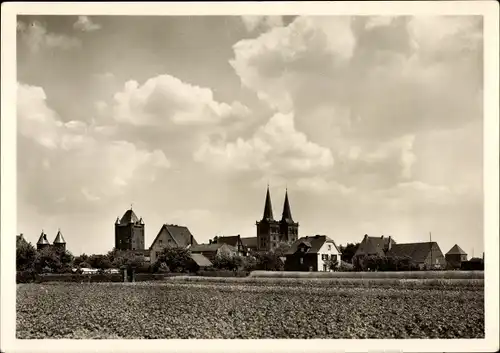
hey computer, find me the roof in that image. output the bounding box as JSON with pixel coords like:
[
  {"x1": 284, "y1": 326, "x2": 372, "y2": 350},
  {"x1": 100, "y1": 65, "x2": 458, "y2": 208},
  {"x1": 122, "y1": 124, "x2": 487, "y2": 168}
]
[
  {"x1": 286, "y1": 235, "x2": 339, "y2": 255},
  {"x1": 118, "y1": 209, "x2": 140, "y2": 225},
  {"x1": 446, "y1": 244, "x2": 467, "y2": 255},
  {"x1": 241, "y1": 237, "x2": 258, "y2": 249},
  {"x1": 262, "y1": 186, "x2": 274, "y2": 221},
  {"x1": 281, "y1": 189, "x2": 294, "y2": 224},
  {"x1": 387, "y1": 242, "x2": 440, "y2": 263},
  {"x1": 53, "y1": 230, "x2": 66, "y2": 244},
  {"x1": 149, "y1": 224, "x2": 198, "y2": 249},
  {"x1": 36, "y1": 231, "x2": 50, "y2": 245},
  {"x1": 189, "y1": 243, "x2": 231, "y2": 253},
  {"x1": 354, "y1": 235, "x2": 396, "y2": 257},
  {"x1": 190, "y1": 253, "x2": 213, "y2": 267},
  {"x1": 215, "y1": 235, "x2": 241, "y2": 247}
]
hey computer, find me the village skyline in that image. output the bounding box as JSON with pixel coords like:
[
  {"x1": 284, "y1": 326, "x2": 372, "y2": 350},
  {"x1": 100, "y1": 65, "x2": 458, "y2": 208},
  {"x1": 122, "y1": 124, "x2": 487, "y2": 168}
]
[{"x1": 17, "y1": 15, "x2": 484, "y2": 258}]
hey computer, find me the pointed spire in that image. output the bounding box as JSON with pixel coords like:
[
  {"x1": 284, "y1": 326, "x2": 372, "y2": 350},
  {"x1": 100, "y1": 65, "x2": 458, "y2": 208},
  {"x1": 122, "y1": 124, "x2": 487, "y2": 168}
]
[
  {"x1": 54, "y1": 229, "x2": 66, "y2": 244},
  {"x1": 262, "y1": 185, "x2": 274, "y2": 221},
  {"x1": 37, "y1": 230, "x2": 50, "y2": 245},
  {"x1": 281, "y1": 188, "x2": 294, "y2": 223}
]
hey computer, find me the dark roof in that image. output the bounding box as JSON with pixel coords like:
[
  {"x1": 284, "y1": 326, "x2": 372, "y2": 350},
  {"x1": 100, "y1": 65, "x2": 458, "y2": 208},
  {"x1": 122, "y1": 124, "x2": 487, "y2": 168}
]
[
  {"x1": 53, "y1": 230, "x2": 66, "y2": 244},
  {"x1": 241, "y1": 237, "x2": 258, "y2": 249},
  {"x1": 446, "y1": 244, "x2": 467, "y2": 255},
  {"x1": 216, "y1": 235, "x2": 241, "y2": 247},
  {"x1": 281, "y1": 189, "x2": 294, "y2": 224},
  {"x1": 119, "y1": 209, "x2": 139, "y2": 225},
  {"x1": 262, "y1": 186, "x2": 274, "y2": 221},
  {"x1": 354, "y1": 235, "x2": 396, "y2": 257},
  {"x1": 149, "y1": 224, "x2": 198, "y2": 249},
  {"x1": 190, "y1": 253, "x2": 212, "y2": 267},
  {"x1": 37, "y1": 231, "x2": 50, "y2": 245},
  {"x1": 387, "y1": 242, "x2": 440, "y2": 263},
  {"x1": 165, "y1": 224, "x2": 197, "y2": 247},
  {"x1": 469, "y1": 257, "x2": 483, "y2": 263},
  {"x1": 286, "y1": 235, "x2": 339, "y2": 255},
  {"x1": 189, "y1": 243, "x2": 227, "y2": 253}
]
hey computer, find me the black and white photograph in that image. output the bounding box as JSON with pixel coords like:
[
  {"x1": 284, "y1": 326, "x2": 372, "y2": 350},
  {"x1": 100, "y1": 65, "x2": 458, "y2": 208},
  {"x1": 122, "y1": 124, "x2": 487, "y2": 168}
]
[{"x1": 1, "y1": 1, "x2": 499, "y2": 352}]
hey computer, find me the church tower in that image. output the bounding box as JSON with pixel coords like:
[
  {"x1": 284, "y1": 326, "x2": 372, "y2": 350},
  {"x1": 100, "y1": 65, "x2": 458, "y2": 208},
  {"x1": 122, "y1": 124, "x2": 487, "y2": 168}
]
[
  {"x1": 256, "y1": 186, "x2": 280, "y2": 251},
  {"x1": 279, "y1": 189, "x2": 299, "y2": 243},
  {"x1": 115, "y1": 206, "x2": 145, "y2": 251}
]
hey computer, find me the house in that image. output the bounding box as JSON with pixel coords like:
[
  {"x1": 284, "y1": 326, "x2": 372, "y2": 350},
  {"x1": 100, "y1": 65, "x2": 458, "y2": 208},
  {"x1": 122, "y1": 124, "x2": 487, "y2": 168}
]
[
  {"x1": 190, "y1": 253, "x2": 213, "y2": 269},
  {"x1": 189, "y1": 243, "x2": 237, "y2": 262},
  {"x1": 212, "y1": 235, "x2": 247, "y2": 255},
  {"x1": 445, "y1": 244, "x2": 468, "y2": 269},
  {"x1": 241, "y1": 237, "x2": 258, "y2": 252},
  {"x1": 352, "y1": 234, "x2": 396, "y2": 268},
  {"x1": 387, "y1": 242, "x2": 446, "y2": 270},
  {"x1": 149, "y1": 224, "x2": 198, "y2": 264},
  {"x1": 284, "y1": 235, "x2": 341, "y2": 272}
]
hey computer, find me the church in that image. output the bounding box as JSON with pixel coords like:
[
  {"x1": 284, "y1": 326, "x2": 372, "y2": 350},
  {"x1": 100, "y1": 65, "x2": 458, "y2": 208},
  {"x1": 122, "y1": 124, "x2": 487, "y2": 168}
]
[{"x1": 255, "y1": 186, "x2": 299, "y2": 251}]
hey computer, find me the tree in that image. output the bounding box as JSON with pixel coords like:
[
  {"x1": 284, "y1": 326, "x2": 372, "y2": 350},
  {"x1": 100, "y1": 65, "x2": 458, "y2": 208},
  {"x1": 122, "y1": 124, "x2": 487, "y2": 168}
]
[
  {"x1": 16, "y1": 237, "x2": 37, "y2": 271},
  {"x1": 339, "y1": 243, "x2": 360, "y2": 263},
  {"x1": 273, "y1": 242, "x2": 291, "y2": 257},
  {"x1": 34, "y1": 246, "x2": 74, "y2": 273},
  {"x1": 213, "y1": 252, "x2": 243, "y2": 271},
  {"x1": 155, "y1": 246, "x2": 198, "y2": 273},
  {"x1": 88, "y1": 254, "x2": 113, "y2": 269},
  {"x1": 325, "y1": 257, "x2": 339, "y2": 271},
  {"x1": 255, "y1": 251, "x2": 284, "y2": 271},
  {"x1": 74, "y1": 253, "x2": 89, "y2": 267}
]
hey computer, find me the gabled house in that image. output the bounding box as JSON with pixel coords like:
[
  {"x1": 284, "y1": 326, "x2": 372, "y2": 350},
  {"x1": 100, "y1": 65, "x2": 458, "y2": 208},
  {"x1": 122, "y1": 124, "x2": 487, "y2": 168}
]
[
  {"x1": 189, "y1": 243, "x2": 237, "y2": 262},
  {"x1": 149, "y1": 224, "x2": 198, "y2": 264},
  {"x1": 241, "y1": 237, "x2": 258, "y2": 253},
  {"x1": 212, "y1": 235, "x2": 247, "y2": 255},
  {"x1": 352, "y1": 234, "x2": 395, "y2": 268},
  {"x1": 284, "y1": 235, "x2": 341, "y2": 272},
  {"x1": 445, "y1": 244, "x2": 468, "y2": 269},
  {"x1": 387, "y1": 242, "x2": 446, "y2": 270}
]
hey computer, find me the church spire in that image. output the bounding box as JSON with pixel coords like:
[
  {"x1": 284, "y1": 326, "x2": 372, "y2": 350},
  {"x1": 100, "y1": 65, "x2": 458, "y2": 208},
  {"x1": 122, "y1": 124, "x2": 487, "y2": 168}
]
[
  {"x1": 281, "y1": 188, "x2": 294, "y2": 223},
  {"x1": 262, "y1": 185, "x2": 274, "y2": 221}
]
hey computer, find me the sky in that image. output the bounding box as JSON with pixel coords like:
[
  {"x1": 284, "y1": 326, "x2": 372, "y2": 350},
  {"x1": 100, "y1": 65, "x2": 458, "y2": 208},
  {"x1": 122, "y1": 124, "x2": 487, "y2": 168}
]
[{"x1": 16, "y1": 15, "x2": 484, "y2": 257}]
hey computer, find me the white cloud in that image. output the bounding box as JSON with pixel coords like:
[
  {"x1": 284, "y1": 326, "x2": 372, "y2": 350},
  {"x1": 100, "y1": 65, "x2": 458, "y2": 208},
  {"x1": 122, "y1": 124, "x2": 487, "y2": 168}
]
[
  {"x1": 194, "y1": 112, "x2": 334, "y2": 175},
  {"x1": 112, "y1": 74, "x2": 251, "y2": 127},
  {"x1": 241, "y1": 16, "x2": 283, "y2": 32},
  {"x1": 17, "y1": 83, "x2": 171, "y2": 208},
  {"x1": 17, "y1": 21, "x2": 81, "y2": 53},
  {"x1": 73, "y1": 16, "x2": 102, "y2": 32},
  {"x1": 295, "y1": 176, "x2": 354, "y2": 195}
]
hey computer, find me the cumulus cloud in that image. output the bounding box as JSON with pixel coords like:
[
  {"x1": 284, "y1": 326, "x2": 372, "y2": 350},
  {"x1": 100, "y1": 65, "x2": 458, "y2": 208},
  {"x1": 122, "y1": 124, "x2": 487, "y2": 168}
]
[
  {"x1": 112, "y1": 74, "x2": 251, "y2": 127},
  {"x1": 241, "y1": 16, "x2": 284, "y2": 32},
  {"x1": 17, "y1": 20, "x2": 81, "y2": 53},
  {"x1": 17, "y1": 83, "x2": 171, "y2": 210},
  {"x1": 194, "y1": 112, "x2": 334, "y2": 175},
  {"x1": 229, "y1": 15, "x2": 482, "y2": 192},
  {"x1": 73, "y1": 16, "x2": 102, "y2": 32}
]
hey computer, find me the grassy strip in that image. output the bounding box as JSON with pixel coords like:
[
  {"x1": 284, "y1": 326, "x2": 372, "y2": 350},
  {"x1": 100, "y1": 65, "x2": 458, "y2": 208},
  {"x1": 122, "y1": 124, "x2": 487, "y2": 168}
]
[
  {"x1": 249, "y1": 270, "x2": 484, "y2": 279},
  {"x1": 164, "y1": 275, "x2": 483, "y2": 289}
]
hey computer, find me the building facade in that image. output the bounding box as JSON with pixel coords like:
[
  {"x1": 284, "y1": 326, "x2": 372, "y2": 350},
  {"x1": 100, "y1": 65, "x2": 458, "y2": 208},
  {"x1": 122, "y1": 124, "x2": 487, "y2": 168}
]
[
  {"x1": 256, "y1": 186, "x2": 299, "y2": 251},
  {"x1": 284, "y1": 235, "x2": 341, "y2": 272},
  {"x1": 149, "y1": 224, "x2": 198, "y2": 264},
  {"x1": 114, "y1": 208, "x2": 145, "y2": 251},
  {"x1": 445, "y1": 244, "x2": 468, "y2": 269}
]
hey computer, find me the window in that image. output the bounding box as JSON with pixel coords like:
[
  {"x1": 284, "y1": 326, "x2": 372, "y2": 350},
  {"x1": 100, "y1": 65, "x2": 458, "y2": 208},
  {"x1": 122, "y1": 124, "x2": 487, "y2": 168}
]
[
  {"x1": 331, "y1": 255, "x2": 337, "y2": 262},
  {"x1": 159, "y1": 239, "x2": 163, "y2": 245},
  {"x1": 328, "y1": 245, "x2": 331, "y2": 251},
  {"x1": 323, "y1": 264, "x2": 327, "y2": 271},
  {"x1": 322, "y1": 254, "x2": 327, "y2": 260},
  {"x1": 300, "y1": 258, "x2": 304, "y2": 264}
]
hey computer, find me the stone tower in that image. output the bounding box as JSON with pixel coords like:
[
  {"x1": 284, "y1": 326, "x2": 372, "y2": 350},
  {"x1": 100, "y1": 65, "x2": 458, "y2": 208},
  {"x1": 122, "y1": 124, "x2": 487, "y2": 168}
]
[
  {"x1": 36, "y1": 230, "x2": 50, "y2": 250},
  {"x1": 279, "y1": 189, "x2": 299, "y2": 244},
  {"x1": 115, "y1": 207, "x2": 145, "y2": 251},
  {"x1": 53, "y1": 229, "x2": 66, "y2": 252}
]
